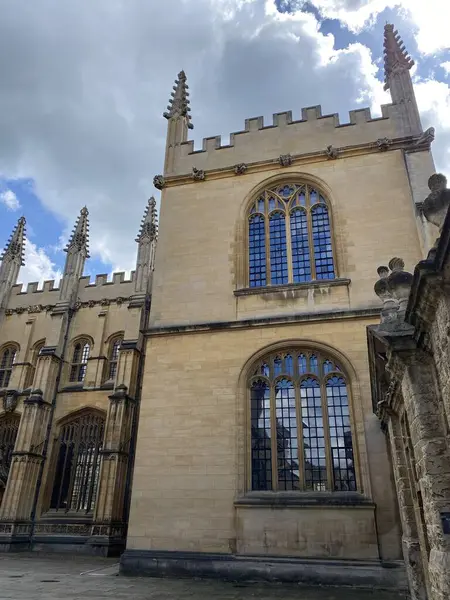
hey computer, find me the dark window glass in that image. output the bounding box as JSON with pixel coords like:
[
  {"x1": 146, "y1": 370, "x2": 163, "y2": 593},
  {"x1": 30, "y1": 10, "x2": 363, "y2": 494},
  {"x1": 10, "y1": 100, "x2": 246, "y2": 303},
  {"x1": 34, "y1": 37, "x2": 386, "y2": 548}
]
[
  {"x1": 269, "y1": 212, "x2": 288, "y2": 285},
  {"x1": 50, "y1": 412, "x2": 104, "y2": 513},
  {"x1": 248, "y1": 215, "x2": 266, "y2": 288}
]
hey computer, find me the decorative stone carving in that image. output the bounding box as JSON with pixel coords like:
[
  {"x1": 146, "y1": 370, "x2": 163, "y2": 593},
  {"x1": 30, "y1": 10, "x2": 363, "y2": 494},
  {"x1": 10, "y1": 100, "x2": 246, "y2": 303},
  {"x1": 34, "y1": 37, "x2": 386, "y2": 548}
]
[
  {"x1": 191, "y1": 167, "x2": 205, "y2": 181},
  {"x1": 3, "y1": 391, "x2": 18, "y2": 413},
  {"x1": 88, "y1": 300, "x2": 96, "y2": 308},
  {"x1": 279, "y1": 154, "x2": 292, "y2": 167},
  {"x1": 374, "y1": 265, "x2": 398, "y2": 322},
  {"x1": 415, "y1": 126, "x2": 435, "y2": 148},
  {"x1": 376, "y1": 138, "x2": 391, "y2": 151},
  {"x1": 4, "y1": 309, "x2": 13, "y2": 316},
  {"x1": 386, "y1": 257, "x2": 413, "y2": 313},
  {"x1": 116, "y1": 297, "x2": 125, "y2": 305},
  {"x1": 234, "y1": 163, "x2": 248, "y2": 175},
  {"x1": 153, "y1": 175, "x2": 165, "y2": 190},
  {"x1": 28, "y1": 304, "x2": 42, "y2": 314},
  {"x1": 15, "y1": 307, "x2": 24, "y2": 314},
  {"x1": 100, "y1": 298, "x2": 110, "y2": 307},
  {"x1": 45, "y1": 305, "x2": 53, "y2": 312},
  {"x1": 325, "y1": 145, "x2": 339, "y2": 160},
  {"x1": 73, "y1": 301, "x2": 82, "y2": 311},
  {"x1": 423, "y1": 173, "x2": 449, "y2": 231}
]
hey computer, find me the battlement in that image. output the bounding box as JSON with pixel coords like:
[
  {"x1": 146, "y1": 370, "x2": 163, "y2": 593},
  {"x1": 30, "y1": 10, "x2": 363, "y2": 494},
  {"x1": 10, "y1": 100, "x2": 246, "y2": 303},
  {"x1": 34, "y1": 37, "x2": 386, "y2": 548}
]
[
  {"x1": 6, "y1": 271, "x2": 137, "y2": 309},
  {"x1": 167, "y1": 101, "x2": 410, "y2": 177}
]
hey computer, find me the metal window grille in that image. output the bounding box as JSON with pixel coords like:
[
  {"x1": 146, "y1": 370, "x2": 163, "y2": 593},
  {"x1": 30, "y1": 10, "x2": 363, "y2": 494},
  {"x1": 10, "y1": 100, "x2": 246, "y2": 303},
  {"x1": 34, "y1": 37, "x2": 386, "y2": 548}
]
[{"x1": 50, "y1": 412, "x2": 104, "y2": 513}]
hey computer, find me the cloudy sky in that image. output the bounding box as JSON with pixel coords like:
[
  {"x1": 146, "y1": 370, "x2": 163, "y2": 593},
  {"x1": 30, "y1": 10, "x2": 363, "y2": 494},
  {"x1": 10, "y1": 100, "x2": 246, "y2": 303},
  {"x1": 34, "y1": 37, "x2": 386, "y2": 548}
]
[{"x1": 0, "y1": 0, "x2": 449, "y2": 286}]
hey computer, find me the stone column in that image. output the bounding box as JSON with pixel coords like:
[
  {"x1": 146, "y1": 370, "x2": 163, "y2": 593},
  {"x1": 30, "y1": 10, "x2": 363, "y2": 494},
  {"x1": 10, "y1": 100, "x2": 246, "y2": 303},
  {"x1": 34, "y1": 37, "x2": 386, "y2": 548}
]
[
  {"x1": 91, "y1": 384, "x2": 136, "y2": 555},
  {"x1": 401, "y1": 351, "x2": 450, "y2": 600},
  {"x1": 84, "y1": 307, "x2": 108, "y2": 389},
  {"x1": 388, "y1": 414, "x2": 428, "y2": 600},
  {"x1": 0, "y1": 390, "x2": 51, "y2": 549}
]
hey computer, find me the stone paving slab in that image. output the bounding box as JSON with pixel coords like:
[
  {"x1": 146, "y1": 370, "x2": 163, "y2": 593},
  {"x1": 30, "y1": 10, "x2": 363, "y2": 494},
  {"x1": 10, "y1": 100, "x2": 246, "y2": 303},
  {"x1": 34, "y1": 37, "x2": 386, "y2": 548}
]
[{"x1": 0, "y1": 554, "x2": 409, "y2": 599}]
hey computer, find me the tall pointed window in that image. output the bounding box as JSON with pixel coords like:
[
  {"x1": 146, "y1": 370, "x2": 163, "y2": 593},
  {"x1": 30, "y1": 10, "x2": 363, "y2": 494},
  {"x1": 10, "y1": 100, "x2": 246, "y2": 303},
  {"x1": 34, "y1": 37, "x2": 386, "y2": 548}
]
[
  {"x1": 106, "y1": 335, "x2": 122, "y2": 381},
  {"x1": 249, "y1": 349, "x2": 356, "y2": 492},
  {"x1": 248, "y1": 183, "x2": 335, "y2": 287},
  {"x1": 0, "y1": 414, "x2": 20, "y2": 504},
  {"x1": 25, "y1": 341, "x2": 45, "y2": 389},
  {"x1": 0, "y1": 345, "x2": 18, "y2": 389},
  {"x1": 50, "y1": 411, "x2": 104, "y2": 513},
  {"x1": 69, "y1": 339, "x2": 90, "y2": 383}
]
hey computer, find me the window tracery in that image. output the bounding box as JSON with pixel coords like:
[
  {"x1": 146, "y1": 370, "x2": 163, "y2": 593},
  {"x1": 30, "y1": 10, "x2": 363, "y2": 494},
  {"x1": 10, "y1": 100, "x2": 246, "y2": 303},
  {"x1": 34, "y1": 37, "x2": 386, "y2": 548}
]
[
  {"x1": 0, "y1": 345, "x2": 18, "y2": 389},
  {"x1": 69, "y1": 339, "x2": 90, "y2": 383},
  {"x1": 50, "y1": 411, "x2": 104, "y2": 513},
  {"x1": 0, "y1": 414, "x2": 20, "y2": 502},
  {"x1": 248, "y1": 183, "x2": 335, "y2": 287},
  {"x1": 249, "y1": 349, "x2": 356, "y2": 492},
  {"x1": 106, "y1": 335, "x2": 122, "y2": 381}
]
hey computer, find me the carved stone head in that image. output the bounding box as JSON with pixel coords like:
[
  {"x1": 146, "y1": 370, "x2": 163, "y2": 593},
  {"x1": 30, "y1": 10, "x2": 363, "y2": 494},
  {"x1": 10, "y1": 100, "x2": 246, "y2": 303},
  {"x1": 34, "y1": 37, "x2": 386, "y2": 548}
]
[{"x1": 423, "y1": 173, "x2": 449, "y2": 231}]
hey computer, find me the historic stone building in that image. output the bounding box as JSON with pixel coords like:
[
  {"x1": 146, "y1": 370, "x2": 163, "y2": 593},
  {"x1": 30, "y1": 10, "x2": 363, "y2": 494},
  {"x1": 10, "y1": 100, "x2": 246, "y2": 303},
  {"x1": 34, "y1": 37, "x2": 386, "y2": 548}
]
[
  {"x1": 0, "y1": 23, "x2": 449, "y2": 599},
  {"x1": 0, "y1": 200, "x2": 157, "y2": 555}
]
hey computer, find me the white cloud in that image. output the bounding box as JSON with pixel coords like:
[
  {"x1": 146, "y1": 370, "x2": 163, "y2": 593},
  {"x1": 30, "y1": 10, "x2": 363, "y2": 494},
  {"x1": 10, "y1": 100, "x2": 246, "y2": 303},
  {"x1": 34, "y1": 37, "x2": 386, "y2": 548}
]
[
  {"x1": 302, "y1": 1, "x2": 450, "y2": 55},
  {"x1": 442, "y1": 61, "x2": 450, "y2": 75},
  {"x1": 20, "y1": 240, "x2": 62, "y2": 287},
  {"x1": 0, "y1": 0, "x2": 447, "y2": 278},
  {"x1": 0, "y1": 189, "x2": 20, "y2": 211}
]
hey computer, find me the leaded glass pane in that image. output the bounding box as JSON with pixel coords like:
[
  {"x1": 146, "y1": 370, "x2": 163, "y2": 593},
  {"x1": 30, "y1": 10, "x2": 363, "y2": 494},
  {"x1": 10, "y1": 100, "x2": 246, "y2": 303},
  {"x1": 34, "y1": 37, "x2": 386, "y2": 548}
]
[
  {"x1": 275, "y1": 379, "x2": 300, "y2": 490},
  {"x1": 310, "y1": 354, "x2": 319, "y2": 374},
  {"x1": 249, "y1": 215, "x2": 266, "y2": 288},
  {"x1": 251, "y1": 380, "x2": 272, "y2": 491},
  {"x1": 298, "y1": 353, "x2": 307, "y2": 374},
  {"x1": 290, "y1": 209, "x2": 311, "y2": 283},
  {"x1": 300, "y1": 377, "x2": 327, "y2": 491},
  {"x1": 285, "y1": 354, "x2": 293, "y2": 375},
  {"x1": 269, "y1": 212, "x2": 288, "y2": 285},
  {"x1": 274, "y1": 356, "x2": 282, "y2": 376},
  {"x1": 312, "y1": 205, "x2": 335, "y2": 280},
  {"x1": 326, "y1": 376, "x2": 356, "y2": 491},
  {"x1": 50, "y1": 412, "x2": 104, "y2": 513}
]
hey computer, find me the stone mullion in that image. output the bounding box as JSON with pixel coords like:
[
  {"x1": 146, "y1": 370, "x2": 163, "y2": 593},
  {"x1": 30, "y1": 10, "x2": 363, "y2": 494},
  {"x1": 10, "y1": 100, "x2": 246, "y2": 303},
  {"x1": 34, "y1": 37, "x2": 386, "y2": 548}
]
[
  {"x1": 401, "y1": 352, "x2": 450, "y2": 600},
  {"x1": 92, "y1": 385, "x2": 135, "y2": 545},
  {"x1": 388, "y1": 416, "x2": 428, "y2": 600}
]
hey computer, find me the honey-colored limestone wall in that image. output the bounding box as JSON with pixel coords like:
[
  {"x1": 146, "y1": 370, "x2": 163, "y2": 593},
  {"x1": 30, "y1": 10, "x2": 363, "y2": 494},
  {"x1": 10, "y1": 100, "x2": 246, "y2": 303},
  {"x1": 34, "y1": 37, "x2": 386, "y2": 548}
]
[
  {"x1": 171, "y1": 107, "x2": 400, "y2": 176},
  {"x1": 151, "y1": 150, "x2": 423, "y2": 327},
  {"x1": 127, "y1": 318, "x2": 402, "y2": 560}
]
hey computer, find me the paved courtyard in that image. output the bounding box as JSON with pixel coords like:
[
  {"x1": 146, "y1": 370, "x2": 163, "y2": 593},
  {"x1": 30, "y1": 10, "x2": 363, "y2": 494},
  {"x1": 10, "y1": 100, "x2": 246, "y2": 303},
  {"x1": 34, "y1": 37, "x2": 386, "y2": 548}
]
[{"x1": 0, "y1": 554, "x2": 409, "y2": 599}]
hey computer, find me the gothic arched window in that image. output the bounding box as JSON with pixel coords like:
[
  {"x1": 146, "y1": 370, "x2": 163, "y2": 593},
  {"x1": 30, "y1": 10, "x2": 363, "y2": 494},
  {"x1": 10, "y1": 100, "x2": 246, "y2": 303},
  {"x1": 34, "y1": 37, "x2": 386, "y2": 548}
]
[
  {"x1": 248, "y1": 183, "x2": 335, "y2": 287},
  {"x1": 0, "y1": 414, "x2": 20, "y2": 503},
  {"x1": 69, "y1": 340, "x2": 90, "y2": 383},
  {"x1": 106, "y1": 335, "x2": 122, "y2": 381},
  {"x1": 0, "y1": 345, "x2": 18, "y2": 389},
  {"x1": 50, "y1": 411, "x2": 104, "y2": 513},
  {"x1": 249, "y1": 349, "x2": 356, "y2": 492},
  {"x1": 25, "y1": 341, "x2": 45, "y2": 389}
]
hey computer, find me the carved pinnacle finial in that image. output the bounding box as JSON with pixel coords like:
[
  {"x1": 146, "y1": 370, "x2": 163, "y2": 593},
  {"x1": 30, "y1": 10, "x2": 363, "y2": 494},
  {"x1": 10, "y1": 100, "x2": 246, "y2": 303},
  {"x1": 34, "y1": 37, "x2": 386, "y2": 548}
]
[
  {"x1": 163, "y1": 70, "x2": 194, "y2": 129},
  {"x1": 65, "y1": 206, "x2": 90, "y2": 257},
  {"x1": 1, "y1": 216, "x2": 26, "y2": 265},
  {"x1": 383, "y1": 24, "x2": 414, "y2": 91},
  {"x1": 136, "y1": 197, "x2": 158, "y2": 243}
]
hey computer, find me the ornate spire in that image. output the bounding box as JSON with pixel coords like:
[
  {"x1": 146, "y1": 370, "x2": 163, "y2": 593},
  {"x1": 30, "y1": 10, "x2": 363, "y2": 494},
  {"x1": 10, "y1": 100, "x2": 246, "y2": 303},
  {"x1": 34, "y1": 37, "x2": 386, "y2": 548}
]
[
  {"x1": 136, "y1": 197, "x2": 158, "y2": 243},
  {"x1": 134, "y1": 198, "x2": 158, "y2": 294},
  {"x1": 163, "y1": 70, "x2": 193, "y2": 129},
  {"x1": 0, "y1": 216, "x2": 26, "y2": 265},
  {"x1": 383, "y1": 24, "x2": 414, "y2": 91},
  {"x1": 65, "y1": 206, "x2": 90, "y2": 257}
]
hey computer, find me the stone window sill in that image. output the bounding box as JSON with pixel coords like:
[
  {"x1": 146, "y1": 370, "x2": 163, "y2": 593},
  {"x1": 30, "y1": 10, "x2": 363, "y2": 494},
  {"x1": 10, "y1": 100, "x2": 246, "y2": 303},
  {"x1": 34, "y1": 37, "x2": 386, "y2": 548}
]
[
  {"x1": 235, "y1": 491, "x2": 373, "y2": 508},
  {"x1": 40, "y1": 510, "x2": 94, "y2": 523},
  {"x1": 234, "y1": 278, "x2": 351, "y2": 297}
]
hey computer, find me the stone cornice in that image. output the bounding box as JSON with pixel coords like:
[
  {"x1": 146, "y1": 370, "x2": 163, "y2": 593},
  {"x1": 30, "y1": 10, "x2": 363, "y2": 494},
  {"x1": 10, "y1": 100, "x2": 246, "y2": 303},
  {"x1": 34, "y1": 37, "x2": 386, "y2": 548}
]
[
  {"x1": 235, "y1": 278, "x2": 350, "y2": 297},
  {"x1": 162, "y1": 134, "x2": 424, "y2": 187},
  {"x1": 144, "y1": 307, "x2": 380, "y2": 338}
]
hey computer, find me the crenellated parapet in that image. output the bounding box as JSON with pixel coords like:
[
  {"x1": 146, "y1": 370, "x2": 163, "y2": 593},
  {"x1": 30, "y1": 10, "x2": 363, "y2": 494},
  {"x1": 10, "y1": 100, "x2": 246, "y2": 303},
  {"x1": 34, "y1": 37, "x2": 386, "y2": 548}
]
[
  {"x1": 5, "y1": 271, "x2": 138, "y2": 311},
  {"x1": 162, "y1": 101, "x2": 426, "y2": 179}
]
